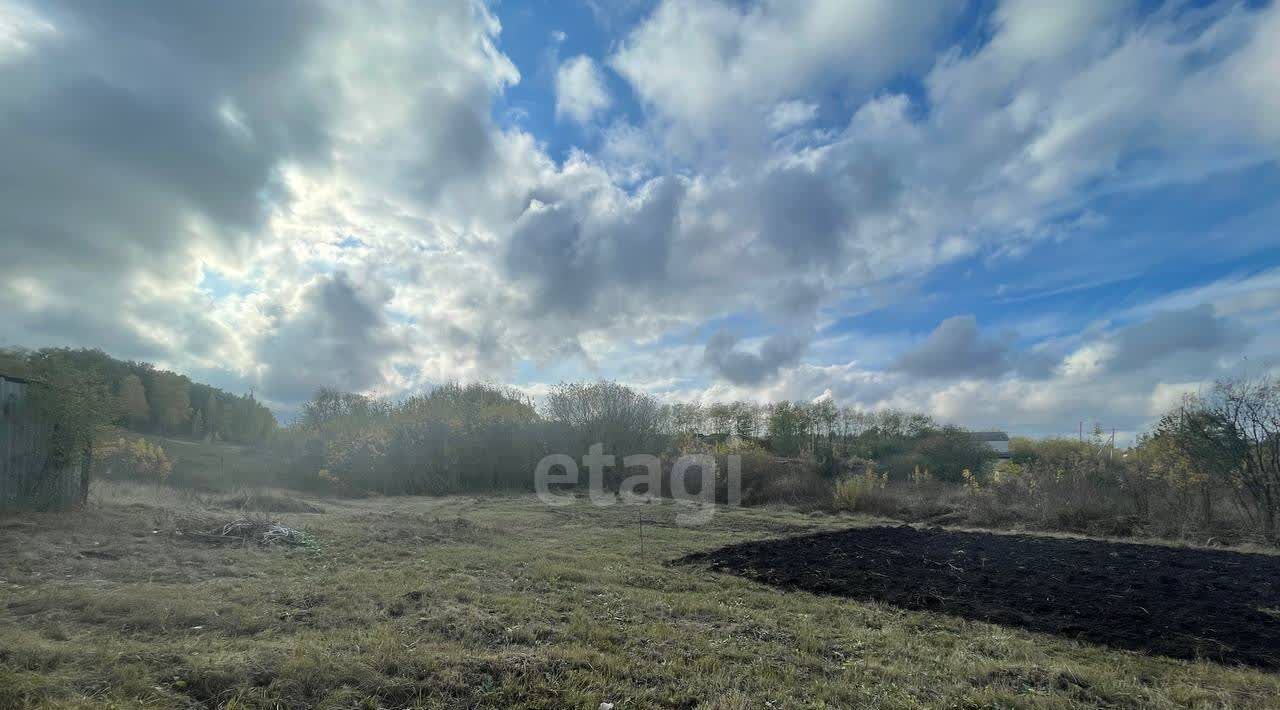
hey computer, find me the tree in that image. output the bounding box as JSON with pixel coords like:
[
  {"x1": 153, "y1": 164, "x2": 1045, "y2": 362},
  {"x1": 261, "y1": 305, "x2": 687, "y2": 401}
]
[
  {"x1": 116, "y1": 374, "x2": 150, "y2": 428},
  {"x1": 1128, "y1": 429, "x2": 1203, "y2": 526},
  {"x1": 1170, "y1": 379, "x2": 1280, "y2": 540},
  {"x1": 811, "y1": 399, "x2": 838, "y2": 443},
  {"x1": 147, "y1": 371, "x2": 191, "y2": 435},
  {"x1": 191, "y1": 409, "x2": 205, "y2": 440},
  {"x1": 543, "y1": 381, "x2": 663, "y2": 455},
  {"x1": 839, "y1": 406, "x2": 870, "y2": 453},
  {"x1": 301, "y1": 387, "x2": 377, "y2": 430},
  {"x1": 732, "y1": 401, "x2": 760, "y2": 439},
  {"x1": 767, "y1": 401, "x2": 806, "y2": 456},
  {"x1": 202, "y1": 394, "x2": 220, "y2": 440},
  {"x1": 707, "y1": 403, "x2": 734, "y2": 436},
  {"x1": 1149, "y1": 396, "x2": 1236, "y2": 527},
  {"x1": 3, "y1": 348, "x2": 115, "y2": 505},
  {"x1": 671, "y1": 402, "x2": 705, "y2": 436}
]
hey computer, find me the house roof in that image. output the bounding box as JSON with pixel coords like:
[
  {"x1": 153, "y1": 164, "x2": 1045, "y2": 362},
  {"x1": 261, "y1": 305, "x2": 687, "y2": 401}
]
[{"x1": 968, "y1": 431, "x2": 1009, "y2": 441}]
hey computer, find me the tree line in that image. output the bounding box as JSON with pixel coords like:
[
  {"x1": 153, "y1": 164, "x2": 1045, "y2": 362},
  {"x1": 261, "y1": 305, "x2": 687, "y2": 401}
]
[
  {"x1": 0, "y1": 348, "x2": 276, "y2": 445},
  {"x1": 645, "y1": 398, "x2": 987, "y2": 480},
  {"x1": 274, "y1": 381, "x2": 993, "y2": 497},
  {"x1": 8, "y1": 345, "x2": 1277, "y2": 542},
  {"x1": 283, "y1": 377, "x2": 1280, "y2": 542}
]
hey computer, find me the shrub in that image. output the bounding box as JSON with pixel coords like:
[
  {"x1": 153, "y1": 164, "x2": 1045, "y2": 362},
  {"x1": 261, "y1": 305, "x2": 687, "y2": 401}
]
[
  {"x1": 96, "y1": 437, "x2": 173, "y2": 483},
  {"x1": 910, "y1": 465, "x2": 933, "y2": 487},
  {"x1": 741, "y1": 458, "x2": 831, "y2": 507},
  {"x1": 914, "y1": 426, "x2": 996, "y2": 482},
  {"x1": 672, "y1": 438, "x2": 830, "y2": 507},
  {"x1": 293, "y1": 383, "x2": 560, "y2": 496},
  {"x1": 832, "y1": 466, "x2": 889, "y2": 512}
]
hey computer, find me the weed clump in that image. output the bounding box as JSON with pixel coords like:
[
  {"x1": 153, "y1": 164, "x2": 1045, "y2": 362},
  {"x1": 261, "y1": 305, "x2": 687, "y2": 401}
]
[{"x1": 832, "y1": 466, "x2": 889, "y2": 513}]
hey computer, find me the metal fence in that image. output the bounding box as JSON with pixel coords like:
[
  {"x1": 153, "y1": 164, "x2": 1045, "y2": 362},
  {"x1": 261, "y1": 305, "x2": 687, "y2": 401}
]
[{"x1": 1, "y1": 374, "x2": 82, "y2": 511}]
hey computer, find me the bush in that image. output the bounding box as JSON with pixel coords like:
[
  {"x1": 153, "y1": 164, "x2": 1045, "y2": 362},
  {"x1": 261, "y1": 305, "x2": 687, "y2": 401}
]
[
  {"x1": 298, "y1": 383, "x2": 563, "y2": 496},
  {"x1": 832, "y1": 466, "x2": 889, "y2": 513},
  {"x1": 96, "y1": 437, "x2": 173, "y2": 483},
  {"x1": 740, "y1": 454, "x2": 831, "y2": 507},
  {"x1": 913, "y1": 427, "x2": 996, "y2": 482},
  {"x1": 667, "y1": 437, "x2": 830, "y2": 507}
]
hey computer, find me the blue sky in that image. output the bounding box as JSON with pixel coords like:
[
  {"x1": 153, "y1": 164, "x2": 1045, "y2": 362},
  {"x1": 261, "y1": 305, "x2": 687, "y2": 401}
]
[{"x1": 1, "y1": 0, "x2": 1278, "y2": 440}]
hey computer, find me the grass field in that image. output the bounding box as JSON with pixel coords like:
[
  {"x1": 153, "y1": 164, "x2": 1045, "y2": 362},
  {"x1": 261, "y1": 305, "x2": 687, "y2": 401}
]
[
  {"x1": 2, "y1": 483, "x2": 1278, "y2": 709},
  {"x1": 141, "y1": 435, "x2": 287, "y2": 492}
]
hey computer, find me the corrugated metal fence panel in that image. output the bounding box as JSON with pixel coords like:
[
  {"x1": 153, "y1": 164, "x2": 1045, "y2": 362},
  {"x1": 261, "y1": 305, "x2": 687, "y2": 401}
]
[
  {"x1": 0, "y1": 376, "x2": 81, "y2": 511},
  {"x1": 0, "y1": 376, "x2": 22, "y2": 508}
]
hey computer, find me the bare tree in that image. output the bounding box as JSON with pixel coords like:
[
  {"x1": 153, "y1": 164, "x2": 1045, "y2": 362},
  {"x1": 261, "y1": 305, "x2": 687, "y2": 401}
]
[
  {"x1": 543, "y1": 381, "x2": 663, "y2": 455},
  {"x1": 731, "y1": 401, "x2": 761, "y2": 439},
  {"x1": 1174, "y1": 378, "x2": 1280, "y2": 539},
  {"x1": 707, "y1": 402, "x2": 734, "y2": 436}
]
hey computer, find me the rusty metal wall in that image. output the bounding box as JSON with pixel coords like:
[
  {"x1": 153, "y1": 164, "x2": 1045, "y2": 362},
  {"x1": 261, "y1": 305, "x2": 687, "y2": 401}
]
[{"x1": 0, "y1": 376, "x2": 81, "y2": 511}]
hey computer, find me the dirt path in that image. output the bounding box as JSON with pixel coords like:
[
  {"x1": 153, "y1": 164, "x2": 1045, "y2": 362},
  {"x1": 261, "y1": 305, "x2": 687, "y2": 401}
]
[{"x1": 682, "y1": 525, "x2": 1280, "y2": 667}]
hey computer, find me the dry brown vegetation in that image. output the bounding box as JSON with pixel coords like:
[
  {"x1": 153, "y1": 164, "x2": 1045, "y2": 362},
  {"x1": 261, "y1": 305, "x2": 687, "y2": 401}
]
[{"x1": 2, "y1": 481, "x2": 1279, "y2": 708}]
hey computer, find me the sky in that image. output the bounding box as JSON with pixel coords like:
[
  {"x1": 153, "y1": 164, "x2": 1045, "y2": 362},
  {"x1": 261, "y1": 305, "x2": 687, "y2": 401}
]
[{"x1": 1, "y1": 0, "x2": 1278, "y2": 441}]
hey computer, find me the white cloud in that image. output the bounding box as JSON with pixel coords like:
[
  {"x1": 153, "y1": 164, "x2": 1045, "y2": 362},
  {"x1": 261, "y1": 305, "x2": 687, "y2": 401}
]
[
  {"x1": 3, "y1": 0, "x2": 1279, "y2": 439},
  {"x1": 555, "y1": 54, "x2": 611, "y2": 124},
  {"x1": 0, "y1": 1, "x2": 55, "y2": 63},
  {"x1": 766, "y1": 100, "x2": 819, "y2": 133},
  {"x1": 611, "y1": 0, "x2": 958, "y2": 147}
]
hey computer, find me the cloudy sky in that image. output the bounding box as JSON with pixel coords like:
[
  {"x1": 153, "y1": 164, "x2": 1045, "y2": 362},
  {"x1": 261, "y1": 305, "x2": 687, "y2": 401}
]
[{"x1": 2, "y1": 0, "x2": 1278, "y2": 440}]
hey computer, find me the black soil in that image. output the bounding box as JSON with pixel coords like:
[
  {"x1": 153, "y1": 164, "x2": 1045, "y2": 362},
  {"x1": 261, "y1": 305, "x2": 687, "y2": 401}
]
[{"x1": 680, "y1": 526, "x2": 1280, "y2": 667}]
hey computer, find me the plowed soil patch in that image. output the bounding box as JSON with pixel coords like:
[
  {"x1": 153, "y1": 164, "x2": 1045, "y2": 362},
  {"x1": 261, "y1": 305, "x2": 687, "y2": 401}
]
[{"x1": 681, "y1": 525, "x2": 1280, "y2": 667}]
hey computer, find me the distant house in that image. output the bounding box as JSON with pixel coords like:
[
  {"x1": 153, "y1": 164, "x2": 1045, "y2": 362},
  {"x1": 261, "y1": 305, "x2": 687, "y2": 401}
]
[{"x1": 969, "y1": 431, "x2": 1011, "y2": 458}]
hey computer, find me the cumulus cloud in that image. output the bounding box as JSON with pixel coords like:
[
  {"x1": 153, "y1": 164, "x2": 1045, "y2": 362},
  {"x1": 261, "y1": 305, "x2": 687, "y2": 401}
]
[
  {"x1": 893, "y1": 316, "x2": 1017, "y2": 379},
  {"x1": 504, "y1": 174, "x2": 685, "y2": 315},
  {"x1": 0, "y1": 0, "x2": 335, "y2": 368},
  {"x1": 255, "y1": 272, "x2": 403, "y2": 405},
  {"x1": 611, "y1": 0, "x2": 957, "y2": 146},
  {"x1": 2, "y1": 0, "x2": 1278, "y2": 441},
  {"x1": 1103, "y1": 305, "x2": 1253, "y2": 375},
  {"x1": 890, "y1": 315, "x2": 1054, "y2": 380},
  {"x1": 704, "y1": 330, "x2": 810, "y2": 385},
  {"x1": 0, "y1": 0, "x2": 530, "y2": 388},
  {"x1": 694, "y1": 299, "x2": 1272, "y2": 441},
  {"x1": 749, "y1": 155, "x2": 901, "y2": 267},
  {"x1": 767, "y1": 100, "x2": 819, "y2": 133},
  {"x1": 555, "y1": 55, "x2": 611, "y2": 124}
]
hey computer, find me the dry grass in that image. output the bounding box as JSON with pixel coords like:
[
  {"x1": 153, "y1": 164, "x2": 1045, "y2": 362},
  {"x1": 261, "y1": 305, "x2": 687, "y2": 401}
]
[
  {"x1": 217, "y1": 489, "x2": 325, "y2": 514},
  {"x1": 133, "y1": 434, "x2": 289, "y2": 491},
  {"x1": 829, "y1": 479, "x2": 1272, "y2": 547},
  {"x1": 1, "y1": 481, "x2": 1277, "y2": 708}
]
